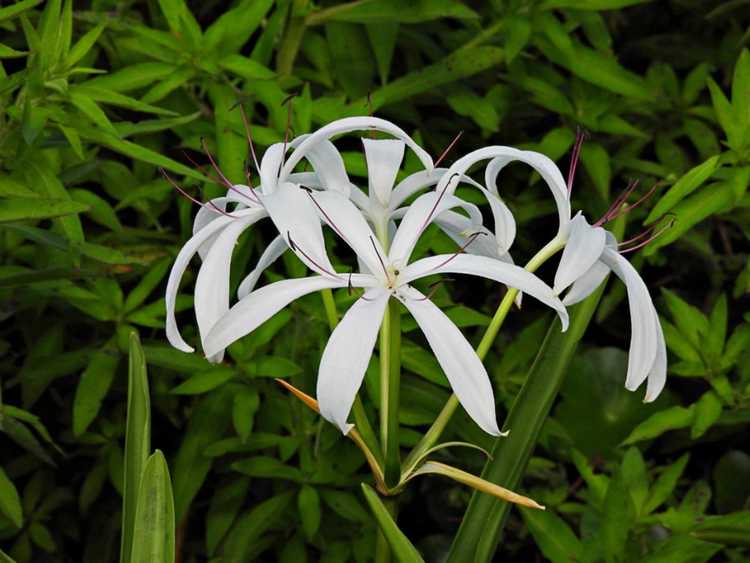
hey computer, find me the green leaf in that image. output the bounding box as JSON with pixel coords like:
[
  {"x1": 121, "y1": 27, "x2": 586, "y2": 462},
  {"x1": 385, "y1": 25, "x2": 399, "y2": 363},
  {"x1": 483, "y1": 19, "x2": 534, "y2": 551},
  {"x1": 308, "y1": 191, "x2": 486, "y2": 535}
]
[
  {"x1": 204, "y1": 0, "x2": 274, "y2": 53},
  {"x1": 205, "y1": 477, "x2": 249, "y2": 556},
  {"x1": 705, "y1": 295, "x2": 727, "y2": 360},
  {"x1": 66, "y1": 24, "x2": 105, "y2": 67},
  {"x1": 0, "y1": 466, "x2": 23, "y2": 528},
  {"x1": 231, "y1": 456, "x2": 303, "y2": 481},
  {"x1": 0, "y1": 0, "x2": 42, "y2": 23},
  {"x1": 366, "y1": 22, "x2": 399, "y2": 84},
  {"x1": 361, "y1": 483, "x2": 426, "y2": 563},
  {"x1": 520, "y1": 508, "x2": 583, "y2": 563},
  {"x1": 0, "y1": 43, "x2": 27, "y2": 58},
  {"x1": 141, "y1": 67, "x2": 195, "y2": 104},
  {"x1": 644, "y1": 180, "x2": 736, "y2": 255},
  {"x1": 580, "y1": 142, "x2": 611, "y2": 199},
  {"x1": 691, "y1": 511, "x2": 750, "y2": 548},
  {"x1": 645, "y1": 156, "x2": 720, "y2": 224},
  {"x1": 86, "y1": 63, "x2": 179, "y2": 93},
  {"x1": 326, "y1": 22, "x2": 376, "y2": 100},
  {"x1": 71, "y1": 85, "x2": 177, "y2": 116},
  {"x1": 370, "y1": 46, "x2": 504, "y2": 110},
  {"x1": 298, "y1": 485, "x2": 321, "y2": 540},
  {"x1": 540, "y1": 0, "x2": 652, "y2": 8},
  {"x1": 219, "y1": 54, "x2": 275, "y2": 80},
  {"x1": 70, "y1": 188, "x2": 123, "y2": 232},
  {"x1": 621, "y1": 447, "x2": 649, "y2": 515},
  {"x1": 731, "y1": 49, "x2": 750, "y2": 132},
  {"x1": 504, "y1": 15, "x2": 531, "y2": 63},
  {"x1": 172, "y1": 386, "x2": 234, "y2": 522},
  {"x1": 690, "y1": 392, "x2": 722, "y2": 439},
  {"x1": 447, "y1": 280, "x2": 607, "y2": 563},
  {"x1": 232, "y1": 387, "x2": 259, "y2": 443},
  {"x1": 0, "y1": 548, "x2": 17, "y2": 563},
  {"x1": 22, "y1": 160, "x2": 84, "y2": 243},
  {"x1": 644, "y1": 453, "x2": 690, "y2": 514},
  {"x1": 120, "y1": 332, "x2": 151, "y2": 563},
  {"x1": 601, "y1": 468, "x2": 635, "y2": 562},
  {"x1": 170, "y1": 368, "x2": 235, "y2": 395},
  {"x1": 621, "y1": 406, "x2": 694, "y2": 445},
  {"x1": 130, "y1": 451, "x2": 175, "y2": 563},
  {"x1": 320, "y1": 489, "x2": 370, "y2": 523},
  {"x1": 641, "y1": 535, "x2": 721, "y2": 563},
  {"x1": 707, "y1": 78, "x2": 743, "y2": 150},
  {"x1": 69, "y1": 92, "x2": 119, "y2": 136},
  {"x1": 0, "y1": 198, "x2": 89, "y2": 223},
  {"x1": 221, "y1": 492, "x2": 293, "y2": 563},
  {"x1": 308, "y1": 0, "x2": 478, "y2": 24},
  {"x1": 73, "y1": 346, "x2": 119, "y2": 436}
]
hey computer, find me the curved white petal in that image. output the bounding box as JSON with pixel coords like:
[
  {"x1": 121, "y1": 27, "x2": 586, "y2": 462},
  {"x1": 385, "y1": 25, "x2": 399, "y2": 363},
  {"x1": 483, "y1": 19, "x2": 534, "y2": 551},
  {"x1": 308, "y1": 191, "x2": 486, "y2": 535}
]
[
  {"x1": 480, "y1": 186, "x2": 517, "y2": 253},
  {"x1": 433, "y1": 211, "x2": 501, "y2": 259},
  {"x1": 363, "y1": 138, "x2": 405, "y2": 207},
  {"x1": 279, "y1": 117, "x2": 433, "y2": 182},
  {"x1": 310, "y1": 191, "x2": 388, "y2": 283},
  {"x1": 644, "y1": 311, "x2": 667, "y2": 402},
  {"x1": 195, "y1": 211, "x2": 265, "y2": 362},
  {"x1": 389, "y1": 168, "x2": 447, "y2": 211},
  {"x1": 166, "y1": 208, "x2": 260, "y2": 352},
  {"x1": 259, "y1": 142, "x2": 286, "y2": 194},
  {"x1": 260, "y1": 182, "x2": 336, "y2": 277},
  {"x1": 237, "y1": 234, "x2": 289, "y2": 300},
  {"x1": 438, "y1": 146, "x2": 571, "y2": 234},
  {"x1": 317, "y1": 288, "x2": 391, "y2": 433},
  {"x1": 402, "y1": 253, "x2": 569, "y2": 331},
  {"x1": 553, "y1": 213, "x2": 607, "y2": 294},
  {"x1": 397, "y1": 286, "x2": 500, "y2": 436},
  {"x1": 388, "y1": 188, "x2": 469, "y2": 265},
  {"x1": 600, "y1": 248, "x2": 659, "y2": 394},
  {"x1": 302, "y1": 138, "x2": 351, "y2": 196},
  {"x1": 203, "y1": 275, "x2": 347, "y2": 357},
  {"x1": 562, "y1": 260, "x2": 611, "y2": 306}
]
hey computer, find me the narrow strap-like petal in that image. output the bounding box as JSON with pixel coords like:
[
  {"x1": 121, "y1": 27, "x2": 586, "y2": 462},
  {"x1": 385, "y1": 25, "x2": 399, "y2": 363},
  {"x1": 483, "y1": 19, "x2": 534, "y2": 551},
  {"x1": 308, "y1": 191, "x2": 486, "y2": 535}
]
[
  {"x1": 236, "y1": 234, "x2": 288, "y2": 300},
  {"x1": 259, "y1": 142, "x2": 286, "y2": 194},
  {"x1": 388, "y1": 190, "x2": 470, "y2": 266},
  {"x1": 397, "y1": 286, "x2": 501, "y2": 436},
  {"x1": 203, "y1": 276, "x2": 347, "y2": 357},
  {"x1": 436, "y1": 146, "x2": 571, "y2": 235},
  {"x1": 562, "y1": 260, "x2": 611, "y2": 306},
  {"x1": 303, "y1": 138, "x2": 352, "y2": 196},
  {"x1": 402, "y1": 253, "x2": 569, "y2": 331},
  {"x1": 433, "y1": 211, "x2": 502, "y2": 260},
  {"x1": 311, "y1": 191, "x2": 389, "y2": 283},
  {"x1": 278, "y1": 116, "x2": 433, "y2": 183},
  {"x1": 553, "y1": 213, "x2": 607, "y2": 294},
  {"x1": 644, "y1": 310, "x2": 667, "y2": 402},
  {"x1": 601, "y1": 248, "x2": 659, "y2": 394},
  {"x1": 317, "y1": 288, "x2": 391, "y2": 433},
  {"x1": 389, "y1": 168, "x2": 447, "y2": 211},
  {"x1": 260, "y1": 182, "x2": 336, "y2": 277},
  {"x1": 195, "y1": 211, "x2": 264, "y2": 362},
  {"x1": 363, "y1": 138, "x2": 405, "y2": 207}
]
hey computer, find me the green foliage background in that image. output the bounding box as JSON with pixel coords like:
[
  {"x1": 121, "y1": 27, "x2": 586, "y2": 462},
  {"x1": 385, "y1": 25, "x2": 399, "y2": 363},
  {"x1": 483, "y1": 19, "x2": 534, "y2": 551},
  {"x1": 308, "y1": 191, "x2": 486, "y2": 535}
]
[{"x1": 1, "y1": 0, "x2": 749, "y2": 561}]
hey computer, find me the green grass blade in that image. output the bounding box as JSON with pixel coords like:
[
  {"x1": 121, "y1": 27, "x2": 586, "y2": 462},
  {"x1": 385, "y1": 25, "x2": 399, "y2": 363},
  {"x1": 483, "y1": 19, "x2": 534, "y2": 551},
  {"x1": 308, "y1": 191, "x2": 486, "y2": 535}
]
[{"x1": 120, "y1": 331, "x2": 151, "y2": 563}]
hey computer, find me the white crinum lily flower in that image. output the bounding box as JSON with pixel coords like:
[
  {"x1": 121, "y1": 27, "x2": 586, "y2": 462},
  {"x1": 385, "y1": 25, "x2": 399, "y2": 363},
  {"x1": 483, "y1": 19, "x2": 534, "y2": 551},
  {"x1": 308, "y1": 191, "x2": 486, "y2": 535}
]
[
  {"x1": 552, "y1": 213, "x2": 667, "y2": 402},
  {"x1": 203, "y1": 190, "x2": 569, "y2": 436},
  {"x1": 166, "y1": 117, "x2": 433, "y2": 362}
]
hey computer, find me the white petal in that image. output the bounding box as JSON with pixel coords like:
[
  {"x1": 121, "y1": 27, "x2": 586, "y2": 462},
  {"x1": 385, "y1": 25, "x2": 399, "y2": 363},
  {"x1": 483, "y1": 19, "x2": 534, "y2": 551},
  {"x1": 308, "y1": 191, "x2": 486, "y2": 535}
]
[
  {"x1": 310, "y1": 191, "x2": 388, "y2": 283},
  {"x1": 203, "y1": 276, "x2": 347, "y2": 357},
  {"x1": 236, "y1": 234, "x2": 288, "y2": 300},
  {"x1": 363, "y1": 138, "x2": 405, "y2": 207},
  {"x1": 644, "y1": 311, "x2": 667, "y2": 402},
  {"x1": 317, "y1": 288, "x2": 390, "y2": 433},
  {"x1": 195, "y1": 212, "x2": 263, "y2": 362},
  {"x1": 433, "y1": 211, "x2": 500, "y2": 259},
  {"x1": 562, "y1": 260, "x2": 611, "y2": 306},
  {"x1": 397, "y1": 286, "x2": 501, "y2": 436},
  {"x1": 259, "y1": 142, "x2": 286, "y2": 194},
  {"x1": 388, "y1": 188, "x2": 468, "y2": 265},
  {"x1": 279, "y1": 117, "x2": 433, "y2": 182},
  {"x1": 600, "y1": 248, "x2": 659, "y2": 394},
  {"x1": 303, "y1": 138, "x2": 352, "y2": 196},
  {"x1": 438, "y1": 146, "x2": 571, "y2": 234},
  {"x1": 402, "y1": 253, "x2": 569, "y2": 331},
  {"x1": 480, "y1": 186, "x2": 516, "y2": 253},
  {"x1": 389, "y1": 168, "x2": 446, "y2": 211},
  {"x1": 260, "y1": 182, "x2": 336, "y2": 277},
  {"x1": 553, "y1": 213, "x2": 607, "y2": 294}
]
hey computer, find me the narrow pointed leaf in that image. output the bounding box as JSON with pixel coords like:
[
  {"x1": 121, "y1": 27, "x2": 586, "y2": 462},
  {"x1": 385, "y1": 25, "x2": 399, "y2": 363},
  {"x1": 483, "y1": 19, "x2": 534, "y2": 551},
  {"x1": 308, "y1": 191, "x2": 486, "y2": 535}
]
[{"x1": 130, "y1": 451, "x2": 175, "y2": 563}]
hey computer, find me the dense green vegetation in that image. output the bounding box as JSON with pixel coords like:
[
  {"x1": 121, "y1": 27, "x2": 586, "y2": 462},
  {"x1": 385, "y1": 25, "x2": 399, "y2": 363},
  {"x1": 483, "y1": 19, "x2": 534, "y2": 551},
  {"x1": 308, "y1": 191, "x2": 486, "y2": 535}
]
[{"x1": 1, "y1": 1, "x2": 749, "y2": 561}]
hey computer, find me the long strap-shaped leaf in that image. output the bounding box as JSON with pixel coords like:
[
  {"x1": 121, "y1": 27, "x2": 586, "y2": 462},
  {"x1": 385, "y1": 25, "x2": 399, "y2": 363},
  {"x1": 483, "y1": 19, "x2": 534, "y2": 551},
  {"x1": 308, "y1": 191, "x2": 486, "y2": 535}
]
[
  {"x1": 361, "y1": 483, "x2": 425, "y2": 563},
  {"x1": 446, "y1": 283, "x2": 606, "y2": 563}
]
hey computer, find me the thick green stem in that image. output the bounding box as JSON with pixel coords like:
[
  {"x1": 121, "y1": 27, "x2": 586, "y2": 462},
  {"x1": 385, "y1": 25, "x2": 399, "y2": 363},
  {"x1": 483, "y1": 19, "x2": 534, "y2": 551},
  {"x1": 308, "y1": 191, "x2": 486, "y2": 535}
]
[
  {"x1": 403, "y1": 237, "x2": 566, "y2": 468},
  {"x1": 276, "y1": 0, "x2": 308, "y2": 76},
  {"x1": 380, "y1": 299, "x2": 402, "y2": 488}
]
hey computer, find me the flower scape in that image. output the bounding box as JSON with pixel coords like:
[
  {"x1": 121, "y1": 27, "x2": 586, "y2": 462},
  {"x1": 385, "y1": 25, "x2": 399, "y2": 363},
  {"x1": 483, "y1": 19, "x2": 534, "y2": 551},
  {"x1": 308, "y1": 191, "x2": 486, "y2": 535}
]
[{"x1": 165, "y1": 115, "x2": 668, "y2": 505}]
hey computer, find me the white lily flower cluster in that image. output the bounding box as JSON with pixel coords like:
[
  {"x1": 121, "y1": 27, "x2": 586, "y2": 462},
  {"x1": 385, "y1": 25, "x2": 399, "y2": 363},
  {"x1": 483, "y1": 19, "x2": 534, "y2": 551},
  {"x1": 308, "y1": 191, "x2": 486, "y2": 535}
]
[{"x1": 166, "y1": 116, "x2": 667, "y2": 436}]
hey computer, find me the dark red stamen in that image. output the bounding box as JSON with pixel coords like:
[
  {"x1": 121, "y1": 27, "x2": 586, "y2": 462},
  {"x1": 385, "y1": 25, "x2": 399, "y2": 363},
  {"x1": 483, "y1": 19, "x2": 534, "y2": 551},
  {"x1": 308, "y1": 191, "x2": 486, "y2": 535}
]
[
  {"x1": 287, "y1": 231, "x2": 338, "y2": 277},
  {"x1": 305, "y1": 190, "x2": 348, "y2": 242},
  {"x1": 434, "y1": 131, "x2": 464, "y2": 168},
  {"x1": 369, "y1": 235, "x2": 390, "y2": 279},
  {"x1": 414, "y1": 278, "x2": 455, "y2": 301},
  {"x1": 200, "y1": 137, "x2": 235, "y2": 190},
  {"x1": 184, "y1": 150, "x2": 260, "y2": 206},
  {"x1": 619, "y1": 216, "x2": 675, "y2": 254},
  {"x1": 417, "y1": 173, "x2": 459, "y2": 236},
  {"x1": 160, "y1": 168, "x2": 237, "y2": 218},
  {"x1": 429, "y1": 231, "x2": 486, "y2": 271},
  {"x1": 567, "y1": 127, "x2": 587, "y2": 195},
  {"x1": 237, "y1": 103, "x2": 261, "y2": 173}
]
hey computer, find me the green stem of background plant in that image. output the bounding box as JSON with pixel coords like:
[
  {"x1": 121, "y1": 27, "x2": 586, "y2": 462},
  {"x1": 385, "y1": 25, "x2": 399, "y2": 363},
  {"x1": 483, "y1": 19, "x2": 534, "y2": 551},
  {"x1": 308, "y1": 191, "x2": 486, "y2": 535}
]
[{"x1": 403, "y1": 236, "x2": 566, "y2": 469}]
